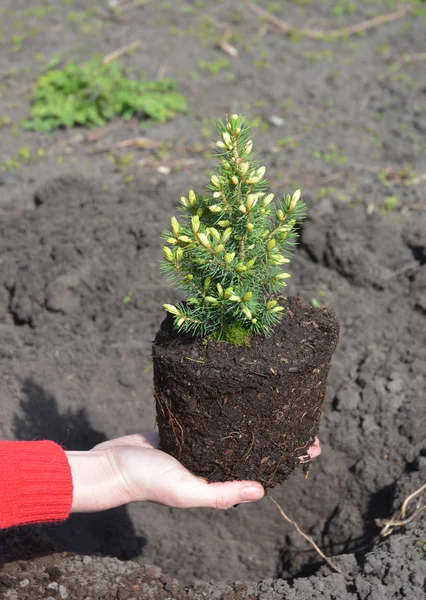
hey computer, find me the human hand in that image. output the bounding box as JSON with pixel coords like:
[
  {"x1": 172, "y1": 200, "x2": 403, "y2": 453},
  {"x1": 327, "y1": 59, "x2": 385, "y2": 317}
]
[
  {"x1": 66, "y1": 433, "x2": 320, "y2": 513},
  {"x1": 66, "y1": 432, "x2": 264, "y2": 513}
]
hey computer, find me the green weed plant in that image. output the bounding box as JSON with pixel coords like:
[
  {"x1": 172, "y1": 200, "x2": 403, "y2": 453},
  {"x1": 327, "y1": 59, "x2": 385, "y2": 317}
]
[{"x1": 24, "y1": 57, "x2": 187, "y2": 132}]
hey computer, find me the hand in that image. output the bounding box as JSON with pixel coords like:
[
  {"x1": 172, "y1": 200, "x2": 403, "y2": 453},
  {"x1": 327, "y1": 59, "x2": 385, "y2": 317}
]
[
  {"x1": 66, "y1": 433, "x2": 321, "y2": 513},
  {"x1": 66, "y1": 432, "x2": 264, "y2": 513}
]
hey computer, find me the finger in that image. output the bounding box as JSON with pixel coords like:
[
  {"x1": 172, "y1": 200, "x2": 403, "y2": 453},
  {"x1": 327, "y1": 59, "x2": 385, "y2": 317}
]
[
  {"x1": 307, "y1": 436, "x2": 321, "y2": 459},
  {"x1": 299, "y1": 436, "x2": 321, "y2": 463},
  {"x1": 171, "y1": 478, "x2": 265, "y2": 510}
]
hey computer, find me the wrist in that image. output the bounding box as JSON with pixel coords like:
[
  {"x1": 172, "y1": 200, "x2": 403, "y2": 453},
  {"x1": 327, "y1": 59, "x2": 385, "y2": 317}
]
[{"x1": 65, "y1": 450, "x2": 121, "y2": 513}]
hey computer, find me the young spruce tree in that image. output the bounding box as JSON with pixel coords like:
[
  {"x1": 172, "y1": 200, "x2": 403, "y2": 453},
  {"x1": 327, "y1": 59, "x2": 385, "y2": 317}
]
[{"x1": 162, "y1": 114, "x2": 306, "y2": 343}]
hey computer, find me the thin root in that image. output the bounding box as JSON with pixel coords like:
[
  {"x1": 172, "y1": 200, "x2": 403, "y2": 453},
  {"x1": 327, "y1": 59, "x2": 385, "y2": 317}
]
[
  {"x1": 375, "y1": 481, "x2": 426, "y2": 537},
  {"x1": 270, "y1": 496, "x2": 353, "y2": 580}
]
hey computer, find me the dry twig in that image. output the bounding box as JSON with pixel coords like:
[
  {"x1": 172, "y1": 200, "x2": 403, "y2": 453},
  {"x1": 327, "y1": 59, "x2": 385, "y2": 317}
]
[
  {"x1": 244, "y1": 0, "x2": 413, "y2": 40},
  {"x1": 114, "y1": 0, "x2": 154, "y2": 12},
  {"x1": 269, "y1": 496, "x2": 353, "y2": 580},
  {"x1": 102, "y1": 41, "x2": 141, "y2": 65},
  {"x1": 219, "y1": 30, "x2": 239, "y2": 57},
  {"x1": 87, "y1": 137, "x2": 162, "y2": 154},
  {"x1": 376, "y1": 482, "x2": 426, "y2": 537},
  {"x1": 408, "y1": 203, "x2": 426, "y2": 212}
]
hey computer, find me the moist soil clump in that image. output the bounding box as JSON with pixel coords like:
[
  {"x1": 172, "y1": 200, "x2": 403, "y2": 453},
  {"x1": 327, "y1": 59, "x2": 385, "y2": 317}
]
[{"x1": 154, "y1": 297, "x2": 339, "y2": 487}]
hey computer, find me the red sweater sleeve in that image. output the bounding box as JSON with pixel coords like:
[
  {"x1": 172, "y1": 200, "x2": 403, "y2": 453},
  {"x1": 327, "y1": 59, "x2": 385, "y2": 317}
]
[{"x1": 0, "y1": 440, "x2": 73, "y2": 529}]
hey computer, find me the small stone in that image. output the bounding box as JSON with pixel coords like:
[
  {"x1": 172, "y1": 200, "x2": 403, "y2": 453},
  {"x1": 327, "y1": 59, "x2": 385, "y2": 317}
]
[
  {"x1": 157, "y1": 166, "x2": 171, "y2": 175},
  {"x1": 341, "y1": 386, "x2": 360, "y2": 411},
  {"x1": 59, "y1": 584, "x2": 68, "y2": 599},
  {"x1": 145, "y1": 566, "x2": 162, "y2": 579},
  {"x1": 47, "y1": 582, "x2": 59, "y2": 591},
  {"x1": 117, "y1": 362, "x2": 137, "y2": 388},
  {"x1": 19, "y1": 579, "x2": 29, "y2": 588},
  {"x1": 267, "y1": 115, "x2": 285, "y2": 127},
  {"x1": 386, "y1": 378, "x2": 404, "y2": 394},
  {"x1": 362, "y1": 414, "x2": 379, "y2": 435},
  {"x1": 82, "y1": 556, "x2": 92, "y2": 565}
]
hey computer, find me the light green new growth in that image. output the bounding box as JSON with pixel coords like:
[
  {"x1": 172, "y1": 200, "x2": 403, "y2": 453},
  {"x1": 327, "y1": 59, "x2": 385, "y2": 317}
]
[{"x1": 161, "y1": 114, "x2": 306, "y2": 341}]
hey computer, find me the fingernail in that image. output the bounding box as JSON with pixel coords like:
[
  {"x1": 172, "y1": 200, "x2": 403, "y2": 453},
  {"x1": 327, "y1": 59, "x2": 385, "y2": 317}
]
[{"x1": 240, "y1": 486, "x2": 263, "y2": 503}]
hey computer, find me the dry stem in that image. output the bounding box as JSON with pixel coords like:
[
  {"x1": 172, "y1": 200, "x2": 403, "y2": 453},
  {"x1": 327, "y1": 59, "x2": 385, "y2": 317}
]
[
  {"x1": 269, "y1": 496, "x2": 353, "y2": 580},
  {"x1": 87, "y1": 137, "x2": 163, "y2": 154},
  {"x1": 244, "y1": 0, "x2": 413, "y2": 40},
  {"x1": 102, "y1": 41, "x2": 141, "y2": 65}
]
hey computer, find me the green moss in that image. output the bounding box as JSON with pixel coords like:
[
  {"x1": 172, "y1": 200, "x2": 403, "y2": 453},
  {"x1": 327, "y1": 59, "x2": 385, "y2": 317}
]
[
  {"x1": 312, "y1": 143, "x2": 347, "y2": 167},
  {"x1": 301, "y1": 49, "x2": 333, "y2": 63},
  {"x1": 276, "y1": 136, "x2": 299, "y2": 149},
  {"x1": 331, "y1": 0, "x2": 356, "y2": 16},
  {"x1": 382, "y1": 195, "x2": 399, "y2": 212},
  {"x1": 414, "y1": 539, "x2": 426, "y2": 560},
  {"x1": 218, "y1": 322, "x2": 251, "y2": 346},
  {"x1": 198, "y1": 57, "x2": 232, "y2": 74}
]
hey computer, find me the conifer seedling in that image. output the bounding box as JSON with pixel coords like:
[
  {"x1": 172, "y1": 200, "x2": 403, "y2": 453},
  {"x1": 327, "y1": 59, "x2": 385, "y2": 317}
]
[
  {"x1": 153, "y1": 115, "x2": 339, "y2": 488},
  {"x1": 161, "y1": 114, "x2": 306, "y2": 343}
]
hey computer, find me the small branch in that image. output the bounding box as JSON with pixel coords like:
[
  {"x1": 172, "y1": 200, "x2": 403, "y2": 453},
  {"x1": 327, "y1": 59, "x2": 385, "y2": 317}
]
[
  {"x1": 244, "y1": 0, "x2": 413, "y2": 40},
  {"x1": 113, "y1": 0, "x2": 154, "y2": 13},
  {"x1": 87, "y1": 137, "x2": 162, "y2": 154},
  {"x1": 102, "y1": 41, "x2": 141, "y2": 65},
  {"x1": 408, "y1": 203, "x2": 426, "y2": 212},
  {"x1": 269, "y1": 496, "x2": 353, "y2": 580},
  {"x1": 86, "y1": 122, "x2": 122, "y2": 143},
  {"x1": 219, "y1": 30, "x2": 239, "y2": 57}
]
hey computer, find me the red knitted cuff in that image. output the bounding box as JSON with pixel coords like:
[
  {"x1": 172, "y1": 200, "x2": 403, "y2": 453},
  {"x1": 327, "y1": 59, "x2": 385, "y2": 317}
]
[{"x1": 0, "y1": 440, "x2": 73, "y2": 529}]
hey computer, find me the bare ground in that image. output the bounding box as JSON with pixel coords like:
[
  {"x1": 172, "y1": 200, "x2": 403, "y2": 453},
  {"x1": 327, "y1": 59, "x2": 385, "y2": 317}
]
[{"x1": 0, "y1": 1, "x2": 425, "y2": 598}]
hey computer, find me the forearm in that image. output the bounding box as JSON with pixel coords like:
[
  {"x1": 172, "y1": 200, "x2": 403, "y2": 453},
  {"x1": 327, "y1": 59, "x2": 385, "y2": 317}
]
[{"x1": 65, "y1": 449, "x2": 125, "y2": 513}]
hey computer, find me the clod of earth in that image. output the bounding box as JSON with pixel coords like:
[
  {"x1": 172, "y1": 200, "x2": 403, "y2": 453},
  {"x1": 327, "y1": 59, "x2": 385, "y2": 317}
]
[{"x1": 153, "y1": 297, "x2": 339, "y2": 487}]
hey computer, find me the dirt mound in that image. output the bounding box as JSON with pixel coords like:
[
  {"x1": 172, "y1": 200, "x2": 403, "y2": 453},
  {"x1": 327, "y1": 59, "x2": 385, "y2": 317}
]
[
  {"x1": 1, "y1": 464, "x2": 426, "y2": 599},
  {"x1": 0, "y1": 175, "x2": 425, "y2": 599}
]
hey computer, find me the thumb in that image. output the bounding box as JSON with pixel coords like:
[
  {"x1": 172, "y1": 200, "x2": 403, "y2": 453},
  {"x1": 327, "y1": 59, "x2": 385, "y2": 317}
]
[{"x1": 175, "y1": 479, "x2": 265, "y2": 510}]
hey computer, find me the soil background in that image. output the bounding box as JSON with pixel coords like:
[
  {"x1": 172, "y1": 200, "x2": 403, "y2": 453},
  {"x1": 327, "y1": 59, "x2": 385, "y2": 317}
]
[{"x1": 0, "y1": 1, "x2": 425, "y2": 598}]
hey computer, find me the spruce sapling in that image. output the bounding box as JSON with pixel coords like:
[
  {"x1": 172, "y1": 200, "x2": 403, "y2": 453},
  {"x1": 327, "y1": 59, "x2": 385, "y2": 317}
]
[{"x1": 161, "y1": 114, "x2": 306, "y2": 342}]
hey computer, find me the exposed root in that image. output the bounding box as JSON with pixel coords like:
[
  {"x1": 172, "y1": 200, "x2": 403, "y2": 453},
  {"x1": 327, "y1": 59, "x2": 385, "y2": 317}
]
[
  {"x1": 241, "y1": 431, "x2": 255, "y2": 461},
  {"x1": 154, "y1": 391, "x2": 184, "y2": 459},
  {"x1": 376, "y1": 482, "x2": 426, "y2": 537},
  {"x1": 267, "y1": 447, "x2": 286, "y2": 485},
  {"x1": 269, "y1": 496, "x2": 353, "y2": 580},
  {"x1": 167, "y1": 407, "x2": 185, "y2": 460},
  {"x1": 244, "y1": 0, "x2": 413, "y2": 40}
]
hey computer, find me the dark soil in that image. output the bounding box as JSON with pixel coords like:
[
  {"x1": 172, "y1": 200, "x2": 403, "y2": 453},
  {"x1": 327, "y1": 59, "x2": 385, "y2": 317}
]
[
  {"x1": 154, "y1": 298, "x2": 339, "y2": 487},
  {"x1": 0, "y1": 1, "x2": 426, "y2": 598}
]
